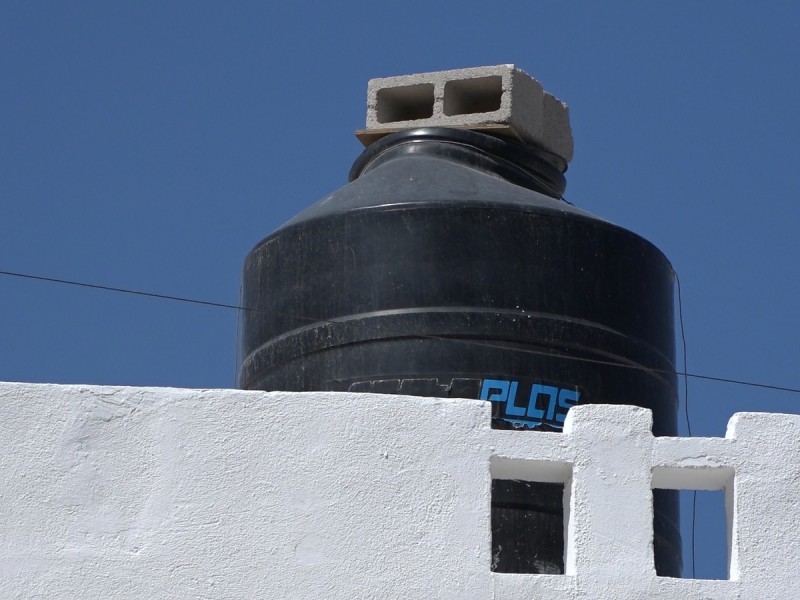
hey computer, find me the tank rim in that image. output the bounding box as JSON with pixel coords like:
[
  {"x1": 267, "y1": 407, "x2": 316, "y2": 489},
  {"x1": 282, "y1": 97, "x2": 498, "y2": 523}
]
[{"x1": 349, "y1": 127, "x2": 567, "y2": 199}]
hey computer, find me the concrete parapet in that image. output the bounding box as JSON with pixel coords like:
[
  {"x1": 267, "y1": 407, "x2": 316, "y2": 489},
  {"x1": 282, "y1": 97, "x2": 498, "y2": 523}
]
[
  {"x1": 359, "y1": 65, "x2": 574, "y2": 163},
  {"x1": 1, "y1": 382, "x2": 798, "y2": 599}
]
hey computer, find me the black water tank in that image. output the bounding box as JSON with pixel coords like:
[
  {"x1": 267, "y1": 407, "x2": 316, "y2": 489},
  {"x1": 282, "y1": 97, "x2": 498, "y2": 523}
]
[{"x1": 240, "y1": 127, "x2": 681, "y2": 577}]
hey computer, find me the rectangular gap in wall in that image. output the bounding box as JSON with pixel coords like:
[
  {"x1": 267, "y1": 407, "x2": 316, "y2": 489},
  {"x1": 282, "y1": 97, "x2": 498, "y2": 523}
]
[
  {"x1": 491, "y1": 479, "x2": 565, "y2": 574},
  {"x1": 652, "y1": 488, "x2": 729, "y2": 580},
  {"x1": 680, "y1": 489, "x2": 729, "y2": 580}
]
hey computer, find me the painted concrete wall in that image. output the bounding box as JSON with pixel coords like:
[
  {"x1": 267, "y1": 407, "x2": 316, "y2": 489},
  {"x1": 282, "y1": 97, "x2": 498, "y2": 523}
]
[{"x1": 1, "y1": 382, "x2": 798, "y2": 599}]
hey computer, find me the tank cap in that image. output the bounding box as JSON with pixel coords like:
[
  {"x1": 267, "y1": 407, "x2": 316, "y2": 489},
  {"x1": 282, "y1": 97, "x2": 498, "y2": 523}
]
[{"x1": 356, "y1": 65, "x2": 573, "y2": 164}]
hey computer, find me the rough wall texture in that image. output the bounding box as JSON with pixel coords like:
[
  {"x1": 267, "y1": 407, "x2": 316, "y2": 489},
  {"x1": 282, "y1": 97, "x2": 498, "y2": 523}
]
[{"x1": 1, "y1": 382, "x2": 798, "y2": 599}]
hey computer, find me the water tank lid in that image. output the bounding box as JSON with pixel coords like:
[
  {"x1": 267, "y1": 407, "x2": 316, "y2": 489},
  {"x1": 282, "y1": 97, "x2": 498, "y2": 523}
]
[{"x1": 349, "y1": 127, "x2": 567, "y2": 196}]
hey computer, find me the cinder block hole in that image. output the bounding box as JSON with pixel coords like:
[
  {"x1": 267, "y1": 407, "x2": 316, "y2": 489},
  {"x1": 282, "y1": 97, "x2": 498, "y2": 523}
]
[
  {"x1": 375, "y1": 83, "x2": 435, "y2": 123},
  {"x1": 491, "y1": 480, "x2": 565, "y2": 574},
  {"x1": 680, "y1": 489, "x2": 729, "y2": 580},
  {"x1": 443, "y1": 76, "x2": 503, "y2": 116}
]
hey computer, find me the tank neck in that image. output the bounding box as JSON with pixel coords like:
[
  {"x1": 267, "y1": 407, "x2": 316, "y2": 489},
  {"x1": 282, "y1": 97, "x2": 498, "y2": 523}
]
[{"x1": 349, "y1": 127, "x2": 567, "y2": 199}]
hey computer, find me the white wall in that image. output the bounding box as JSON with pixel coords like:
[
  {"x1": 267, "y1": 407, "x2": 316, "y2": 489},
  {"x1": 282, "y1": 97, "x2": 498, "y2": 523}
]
[{"x1": 1, "y1": 382, "x2": 798, "y2": 599}]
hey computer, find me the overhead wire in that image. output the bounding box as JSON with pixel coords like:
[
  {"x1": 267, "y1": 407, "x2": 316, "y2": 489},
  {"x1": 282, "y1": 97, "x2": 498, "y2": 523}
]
[
  {"x1": 674, "y1": 270, "x2": 696, "y2": 579},
  {"x1": 2, "y1": 268, "x2": 800, "y2": 396}
]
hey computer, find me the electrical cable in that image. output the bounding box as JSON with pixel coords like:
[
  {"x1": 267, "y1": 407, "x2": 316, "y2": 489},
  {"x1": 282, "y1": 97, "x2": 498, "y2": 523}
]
[
  {"x1": 675, "y1": 272, "x2": 692, "y2": 437},
  {"x1": 674, "y1": 270, "x2": 696, "y2": 578},
  {"x1": 2, "y1": 268, "x2": 800, "y2": 397}
]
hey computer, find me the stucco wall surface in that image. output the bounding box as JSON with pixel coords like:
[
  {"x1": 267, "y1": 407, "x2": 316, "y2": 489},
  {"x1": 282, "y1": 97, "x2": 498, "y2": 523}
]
[{"x1": 1, "y1": 382, "x2": 798, "y2": 599}]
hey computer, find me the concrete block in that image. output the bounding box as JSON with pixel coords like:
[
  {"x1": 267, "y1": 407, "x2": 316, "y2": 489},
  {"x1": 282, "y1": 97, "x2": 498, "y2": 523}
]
[{"x1": 362, "y1": 65, "x2": 574, "y2": 163}]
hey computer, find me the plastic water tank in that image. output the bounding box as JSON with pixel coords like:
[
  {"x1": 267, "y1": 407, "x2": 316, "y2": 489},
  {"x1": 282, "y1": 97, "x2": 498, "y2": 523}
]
[{"x1": 240, "y1": 126, "x2": 681, "y2": 575}]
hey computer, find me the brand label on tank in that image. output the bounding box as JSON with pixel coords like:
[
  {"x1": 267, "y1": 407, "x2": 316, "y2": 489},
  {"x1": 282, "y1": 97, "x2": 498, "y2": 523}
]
[
  {"x1": 480, "y1": 378, "x2": 581, "y2": 431},
  {"x1": 339, "y1": 375, "x2": 581, "y2": 431}
]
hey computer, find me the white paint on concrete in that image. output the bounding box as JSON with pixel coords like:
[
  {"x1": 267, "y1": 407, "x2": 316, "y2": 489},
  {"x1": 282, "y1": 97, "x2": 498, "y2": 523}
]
[
  {"x1": 1, "y1": 381, "x2": 799, "y2": 598},
  {"x1": 364, "y1": 65, "x2": 574, "y2": 163}
]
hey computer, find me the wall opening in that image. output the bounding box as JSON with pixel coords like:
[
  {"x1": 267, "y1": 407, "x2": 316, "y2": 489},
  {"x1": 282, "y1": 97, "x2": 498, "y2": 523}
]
[
  {"x1": 375, "y1": 83, "x2": 435, "y2": 123},
  {"x1": 652, "y1": 466, "x2": 734, "y2": 580},
  {"x1": 678, "y1": 489, "x2": 729, "y2": 580},
  {"x1": 492, "y1": 480, "x2": 565, "y2": 573},
  {"x1": 490, "y1": 457, "x2": 571, "y2": 575}
]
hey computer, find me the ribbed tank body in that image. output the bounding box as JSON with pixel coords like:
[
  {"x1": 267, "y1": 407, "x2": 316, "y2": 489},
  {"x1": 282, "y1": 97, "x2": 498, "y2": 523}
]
[{"x1": 240, "y1": 128, "x2": 681, "y2": 577}]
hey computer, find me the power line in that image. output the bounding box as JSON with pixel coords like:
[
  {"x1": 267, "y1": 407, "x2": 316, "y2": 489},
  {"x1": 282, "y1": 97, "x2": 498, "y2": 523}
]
[
  {"x1": 674, "y1": 271, "x2": 692, "y2": 436},
  {"x1": 0, "y1": 269, "x2": 243, "y2": 311},
  {"x1": 673, "y1": 271, "x2": 696, "y2": 578},
  {"x1": 2, "y1": 268, "x2": 800, "y2": 396}
]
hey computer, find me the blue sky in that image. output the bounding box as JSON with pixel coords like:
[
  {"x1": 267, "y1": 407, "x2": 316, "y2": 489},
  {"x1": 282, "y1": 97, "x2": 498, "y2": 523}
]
[{"x1": 2, "y1": 1, "x2": 799, "y2": 580}]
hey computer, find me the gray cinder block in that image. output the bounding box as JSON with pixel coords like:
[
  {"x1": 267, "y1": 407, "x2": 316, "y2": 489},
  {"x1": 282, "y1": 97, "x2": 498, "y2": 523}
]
[{"x1": 361, "y1": 65, "x2": 573, "y2": 163}]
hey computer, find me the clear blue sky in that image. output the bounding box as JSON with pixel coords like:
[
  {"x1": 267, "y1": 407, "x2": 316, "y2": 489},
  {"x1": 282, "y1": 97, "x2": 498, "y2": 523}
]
[{"x1": 2, "y1": 1, "x2": 798, "y2": 580}]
